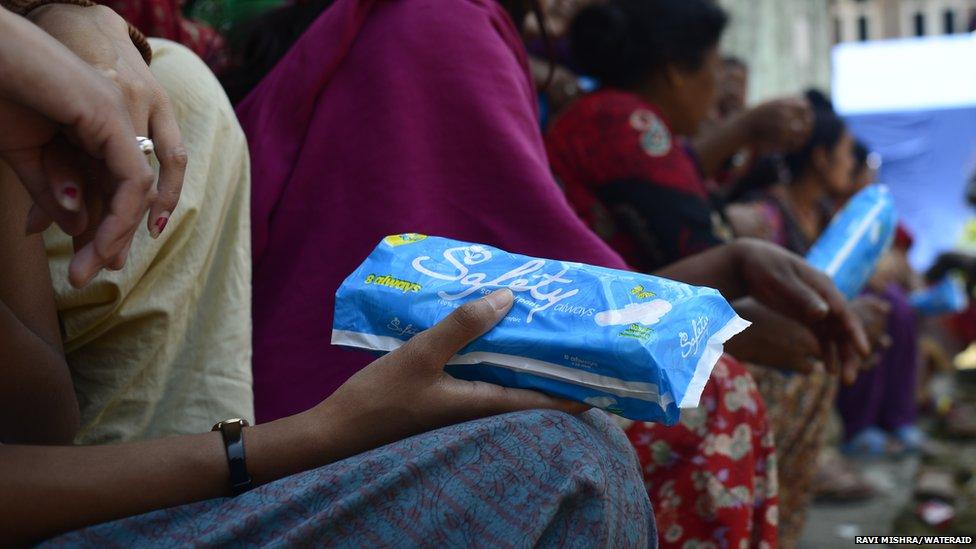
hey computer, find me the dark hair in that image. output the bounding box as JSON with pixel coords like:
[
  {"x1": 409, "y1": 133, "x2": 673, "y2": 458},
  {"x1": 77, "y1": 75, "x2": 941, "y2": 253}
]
[
  {"x1": 220, "y1": 0, "x2": 545, "y2": 104},
  {"x1": 852, "y1": 140, "x2": 869, "y2": 173},
  {"x1": 852, "y1": 140, "x2": 869, "y2": 165},
  {"x1": 784, "y1": 89, "x2": 847, "y2": 178},
  {"x1": 725, "y1": 155, "x2": 786, "y2": 203},
  {"x1": 569, "y1": 0, "x2": 728, "y2": 89},
  {"x1": 722, "y1": 55, "x2": 747, "y2": 70},
  {"x1": 220, "y1": 0, "x2": 337, "y2": 104}
]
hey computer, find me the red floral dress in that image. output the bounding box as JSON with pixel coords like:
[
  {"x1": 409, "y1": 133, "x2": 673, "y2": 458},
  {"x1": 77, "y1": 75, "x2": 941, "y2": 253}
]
[{"x1": 623, "y1": 356, "x2": 778, "y2": 549}]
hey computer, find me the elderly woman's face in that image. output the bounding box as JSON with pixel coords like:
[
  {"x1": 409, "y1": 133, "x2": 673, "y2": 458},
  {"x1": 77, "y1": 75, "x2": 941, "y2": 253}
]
[{"x1": 670, "y1": 47, "x2": 722, "y2": 136}]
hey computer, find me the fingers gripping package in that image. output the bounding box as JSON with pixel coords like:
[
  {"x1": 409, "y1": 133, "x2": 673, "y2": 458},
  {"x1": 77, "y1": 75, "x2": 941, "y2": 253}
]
[
  {"x1": 332, "y1": 234, "x2": 750, "y2": 424},
  {"x1": 806, "y1": 185, "x2": 897, "y2": 299}
]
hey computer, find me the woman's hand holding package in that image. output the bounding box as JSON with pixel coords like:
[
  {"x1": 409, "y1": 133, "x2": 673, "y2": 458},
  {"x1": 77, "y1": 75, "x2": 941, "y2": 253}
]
[
  {"x1": 657, "y1": 238, "x2": 870, "y2": 383},
  {"x1": 734, "y1": 238, "x2": 871, "y2": 384},
  {"x1": 0, "y1": 7, "x2": 156, "y2": 287},
  {"x1": 311, "y1": 289, "x2": 586, "y2": 462}
]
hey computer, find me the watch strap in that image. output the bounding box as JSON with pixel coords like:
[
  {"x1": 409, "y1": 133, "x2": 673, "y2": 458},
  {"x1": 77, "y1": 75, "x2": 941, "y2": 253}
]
[{"x1": 212, "y1": 418, "x2": 252, "y2": 496}]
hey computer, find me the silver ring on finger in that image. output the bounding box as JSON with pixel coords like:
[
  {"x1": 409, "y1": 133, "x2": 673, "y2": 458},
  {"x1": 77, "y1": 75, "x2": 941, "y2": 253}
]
[{"x1": 136, "y1": 136, "x2": 155, "y2": 156}]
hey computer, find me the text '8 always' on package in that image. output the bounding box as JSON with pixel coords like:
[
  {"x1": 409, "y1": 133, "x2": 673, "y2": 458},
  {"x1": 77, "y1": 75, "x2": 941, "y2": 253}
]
[{"x1": 331, "y1": 234, "x2": 749, "y2": 424}]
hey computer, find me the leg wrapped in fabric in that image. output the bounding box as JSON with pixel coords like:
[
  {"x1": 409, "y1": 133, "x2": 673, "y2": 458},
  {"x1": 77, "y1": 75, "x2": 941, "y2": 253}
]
[{"x1": 41, "y1": 410, "x2": 655, "y2": 547}]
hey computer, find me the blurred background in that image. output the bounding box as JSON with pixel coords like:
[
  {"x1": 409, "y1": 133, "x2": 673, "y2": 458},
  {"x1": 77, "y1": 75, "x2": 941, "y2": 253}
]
[
  {"x1": 717, "y1": 1, "x2": 976, "y2": 545},
  {"x1": 723, "y1": 0, "x2": 976, "y2": 272},
  {"x1": 99, "y1": 0, "x2": 976, "y2": 545}
]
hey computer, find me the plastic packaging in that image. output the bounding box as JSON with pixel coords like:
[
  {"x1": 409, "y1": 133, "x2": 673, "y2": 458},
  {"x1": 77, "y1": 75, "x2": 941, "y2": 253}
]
[
  {"x1": 806, "y1": 185, "x2": 897, "y2": 299},
  {"x1": 910, "y1": 277, "x2": 969, "y2": 316},
  {"x1": 332, "y1": 234, "x2": 750, "y2": 424}
]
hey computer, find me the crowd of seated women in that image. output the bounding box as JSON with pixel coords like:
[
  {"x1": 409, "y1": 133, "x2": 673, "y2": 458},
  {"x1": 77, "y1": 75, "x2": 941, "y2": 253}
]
[{"x1": 0, "y1": 0, "x2": 931, "y2": 547}]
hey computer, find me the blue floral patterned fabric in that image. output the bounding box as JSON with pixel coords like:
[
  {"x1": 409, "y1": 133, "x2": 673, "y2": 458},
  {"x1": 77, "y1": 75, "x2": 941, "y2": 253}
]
[{"x1": 42, "y1": 410, "x2": 655, "y2": 547}]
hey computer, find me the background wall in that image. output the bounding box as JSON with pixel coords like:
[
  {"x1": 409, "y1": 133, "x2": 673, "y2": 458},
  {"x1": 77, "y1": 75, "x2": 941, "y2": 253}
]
[
  {"x1": 834, "y1": 34, "x2": 976, "y2": 268},
  {"x1": 718, "y1": 0, "x2": 834, "y2": 101}
]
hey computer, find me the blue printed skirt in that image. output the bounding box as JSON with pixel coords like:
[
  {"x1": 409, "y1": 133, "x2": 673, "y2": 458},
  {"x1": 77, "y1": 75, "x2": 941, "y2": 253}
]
[{"x1": 42, "y1": 410, "x2": 655, "y2": 547}]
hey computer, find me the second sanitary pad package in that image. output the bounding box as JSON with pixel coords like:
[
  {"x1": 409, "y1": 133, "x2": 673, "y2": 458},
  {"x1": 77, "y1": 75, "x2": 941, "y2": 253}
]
[{"x1": 806, "y1": 185, "x2": 897, "y2": 299}]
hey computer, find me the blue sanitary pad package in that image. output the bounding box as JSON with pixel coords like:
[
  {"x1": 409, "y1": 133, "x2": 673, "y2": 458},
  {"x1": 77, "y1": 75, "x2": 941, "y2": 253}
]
[
  {"x1": 910, "y1": 277, "x2": 969, "y2": 316},
  {"x1": 806, "y1": 185, "x2": 897, "y2": 299},
  {"x1": 332, "y1": 234, "x2": 750, "y2": 424}
]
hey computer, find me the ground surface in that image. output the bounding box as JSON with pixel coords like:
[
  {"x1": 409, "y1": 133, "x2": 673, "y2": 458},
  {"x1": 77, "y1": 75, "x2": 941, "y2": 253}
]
[
  {"x1": 799, "y1": 373, "x2": 976, "y2": 548},
  {"x1": 800, "y1": 455, "x2": 921, "y2": 548}
]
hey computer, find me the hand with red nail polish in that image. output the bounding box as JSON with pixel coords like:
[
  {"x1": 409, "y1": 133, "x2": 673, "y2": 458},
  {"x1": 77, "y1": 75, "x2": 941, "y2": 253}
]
[
  {"x1": 0, "y1": 7, "x2": 167, "y2": 288},
  {"x1": 30, "y1": 4, "x2": 188, "y2": 262},
  {"x1": 152, "y1": 213, "x2": 169, "y2": 239}
]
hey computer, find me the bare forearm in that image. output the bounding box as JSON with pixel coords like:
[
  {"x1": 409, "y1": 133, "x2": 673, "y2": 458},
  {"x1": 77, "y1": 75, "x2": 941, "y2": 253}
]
[
  {"x1": 653, "y1": 242, "x2": 746, "y2": 300},
  {"x1": 692, "y1": 109, "x2": 752, "y2": 178},
  {"x1": 0, "y1": 300, "x2": 79, "y2": 444},
  {"x1": 723, "y1": 298, "x2": 766, "y2": 361},
  {"x1": 0, "y1": 159, "x2": 77, "y2": 444},
  {"x1": 0, "y1": 288, "x2": 593, "y2": 545},
  {"x1": 0, "y1": 409, "x2": 342, "y2": 545},
  {"x1": 1, "y1": 431, "x2": 226, "y2": 544},
  {"x1": 725, "y1": 297, "x2": 817, "y2": 372}
]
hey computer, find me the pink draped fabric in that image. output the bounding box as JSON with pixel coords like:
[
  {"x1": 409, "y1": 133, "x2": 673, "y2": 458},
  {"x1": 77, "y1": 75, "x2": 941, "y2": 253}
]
[{"x1": 236, "y1": 0, "x2": 627, "y2": 421}]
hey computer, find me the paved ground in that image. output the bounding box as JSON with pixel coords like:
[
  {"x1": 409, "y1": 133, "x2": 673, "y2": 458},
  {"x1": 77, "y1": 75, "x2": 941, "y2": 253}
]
[
  {"x1": 799, "y1": 455, "x2": 921, "y2": 548},
  {"x1": 800, "y1": 372, "x2": 976, "y2": 547}
]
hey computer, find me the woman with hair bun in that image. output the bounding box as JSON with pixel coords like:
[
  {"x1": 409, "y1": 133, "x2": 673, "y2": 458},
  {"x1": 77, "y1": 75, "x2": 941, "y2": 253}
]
[
  {"x1": 746, "y1": 92, "x2": 875, "y2": 544},
  {"x1": 547, "y1": 2, "x2": 879, "y2": 547},
  {"x1": 551, "y1": 0, "x2": 732, "y2": 272},
  {"x1": 547, "y1": 2, "x2": 782, "y2": 547}
]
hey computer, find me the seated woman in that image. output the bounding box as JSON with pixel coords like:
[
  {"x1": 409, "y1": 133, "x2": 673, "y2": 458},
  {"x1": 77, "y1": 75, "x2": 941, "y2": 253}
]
[
  {"x1": 231, "y1": 0, "x2": 868, "y2": 547},
  {"x1": 835, "y1": 147, "x2": 923, "y2": 455},
  {"x1": 545, "y1": 2, "x2": 875, "y2": 545},
  {"x1": 0, "y1": 7, "x2": 651, "y2": 546},
  {"x1": 751, "y1": 91, "x2": 852, "y2": 255},
  {"x1": 0, "y1": 0, "x2": 253, "y2": 444},
  {"x1": 740, "y1": 93, "x2": 897, "y2": 531},
  {"x1": 748, "y1": 101, "x2": 918, "y2": 458}
]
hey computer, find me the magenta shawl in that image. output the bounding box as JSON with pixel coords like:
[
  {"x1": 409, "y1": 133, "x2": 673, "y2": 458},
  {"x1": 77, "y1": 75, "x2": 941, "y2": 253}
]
[{"x1": 237, "y1": 0, "x2": 627, "y2": 422}]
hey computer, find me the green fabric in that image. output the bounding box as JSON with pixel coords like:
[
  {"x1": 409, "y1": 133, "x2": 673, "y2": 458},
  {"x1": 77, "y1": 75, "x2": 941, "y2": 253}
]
[{"x1": 186, "y1": 0, "x2": 285, "y2": 33}]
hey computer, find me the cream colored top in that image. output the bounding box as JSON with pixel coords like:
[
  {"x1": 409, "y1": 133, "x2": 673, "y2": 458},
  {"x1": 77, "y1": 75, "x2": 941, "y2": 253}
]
[{"x1": 43, "y1": 39, "x2": 254, "y2": 443}]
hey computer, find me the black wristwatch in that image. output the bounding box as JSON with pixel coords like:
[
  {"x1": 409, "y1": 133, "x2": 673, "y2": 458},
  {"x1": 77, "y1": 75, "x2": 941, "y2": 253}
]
[{"x1": 212, "y1": 418, "x2": 253, "y2": 496}]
